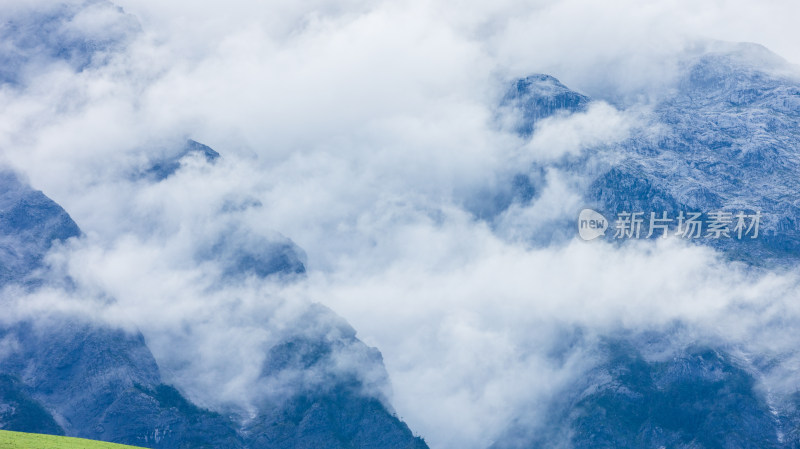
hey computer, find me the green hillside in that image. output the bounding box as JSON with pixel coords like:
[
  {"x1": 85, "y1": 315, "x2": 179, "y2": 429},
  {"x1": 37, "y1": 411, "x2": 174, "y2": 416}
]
[{"x1": 0, "y1": 430, "x2": 148, "y2": 449}]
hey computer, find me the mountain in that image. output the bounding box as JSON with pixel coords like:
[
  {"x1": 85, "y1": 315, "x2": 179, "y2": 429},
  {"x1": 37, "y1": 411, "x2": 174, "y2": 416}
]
[
  {"x1": 0, "y1": 310, "x2": 425, "y2": 449},
  {"x1": 0, "y1": 0, "x2": 140, "y2": 86},
  {"x1": 0, "y1": 319, "x2": 245, "y2": 449},
  {"x1": 141, "y1": 140, "x2": 221, "y2": 182},
  {"x1": 0, "y1": 155, "x2": 425, "y2": 448},
  {"x1": 139, "y1": 139, "x2": 308, "y2": 279},
  {"x1": 491, "y1": 335, "x2": 786, "y2": 449},
  {"x1": 501, "y1": 74, "x2": 591, "y2": 137},
  {"x1": 0, "y1": 170, "x2": 81, "y2": 288},
  {"x1": 498, "y1": 42, "x2": 800, "y2": 265},
  {"x1": 0, "y1": 375, "x2": 65, "y2": 436},
  {"x1": 0, "y1": 5, "x2": 426, "y2": 446},
  {"x1": 0, "y1": 167, "x2": 244, "y2": 448},
  {"x1": 488, "y1": 43, "x2": 800, "y2": 449},
  {"x1": 244, "y1": 305, "x2": 428, "y2": 449}
]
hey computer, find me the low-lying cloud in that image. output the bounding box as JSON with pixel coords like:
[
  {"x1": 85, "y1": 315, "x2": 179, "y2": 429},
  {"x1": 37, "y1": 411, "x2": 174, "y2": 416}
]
[{"x1": 1, "y1": 1, "x2": 800, "y2": 448}]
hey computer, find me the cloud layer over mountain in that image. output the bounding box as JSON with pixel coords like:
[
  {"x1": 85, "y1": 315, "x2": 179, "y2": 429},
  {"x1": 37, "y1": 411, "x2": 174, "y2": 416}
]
[{"x1": 2, "y1": 1, "x2": 800, "y2": 448}]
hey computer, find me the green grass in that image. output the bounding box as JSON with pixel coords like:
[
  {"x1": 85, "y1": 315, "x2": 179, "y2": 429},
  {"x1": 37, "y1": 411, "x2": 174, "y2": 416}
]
[{"x1": 0, "y1": 430, "x2": 148, "y2": 449}]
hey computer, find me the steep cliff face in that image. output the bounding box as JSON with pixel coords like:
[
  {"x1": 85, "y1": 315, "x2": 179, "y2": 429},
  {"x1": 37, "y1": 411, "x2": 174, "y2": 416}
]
[{"x1": 0, "y1": 170, "x2": 81, "y2": 287}]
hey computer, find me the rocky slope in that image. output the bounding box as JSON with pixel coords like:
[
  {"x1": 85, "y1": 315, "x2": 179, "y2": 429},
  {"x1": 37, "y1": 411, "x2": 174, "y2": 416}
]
[
  {"x1": 498, "y1": 43, "x2": 800, "y2": 265},
  {"x1": 488, "y1": 43, "x2": 800, "y2": 448}
]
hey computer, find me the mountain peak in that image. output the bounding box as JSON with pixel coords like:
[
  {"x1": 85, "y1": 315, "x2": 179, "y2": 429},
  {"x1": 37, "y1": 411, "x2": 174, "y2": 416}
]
[
  {"x1": 501, "y1": 73, "x2": 590, "y2": 136},
  {"x1": 142, "y1": 139, "x2": 220, "y2": 182}
]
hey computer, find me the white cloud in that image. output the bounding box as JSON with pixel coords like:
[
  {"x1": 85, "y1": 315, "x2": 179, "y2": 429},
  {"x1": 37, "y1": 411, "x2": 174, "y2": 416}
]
[
  {"x1": 2, "y1": 0, "x2": 800, "y2": 448},
  {"x1": 523, "y1": 102, "x2": 636, "y2": 160}
]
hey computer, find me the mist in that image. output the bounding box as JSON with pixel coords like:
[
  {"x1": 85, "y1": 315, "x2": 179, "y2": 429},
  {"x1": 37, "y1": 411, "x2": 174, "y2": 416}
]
[{"x1": 2, "y1": 0, "x2": 800, "y2": 448}]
